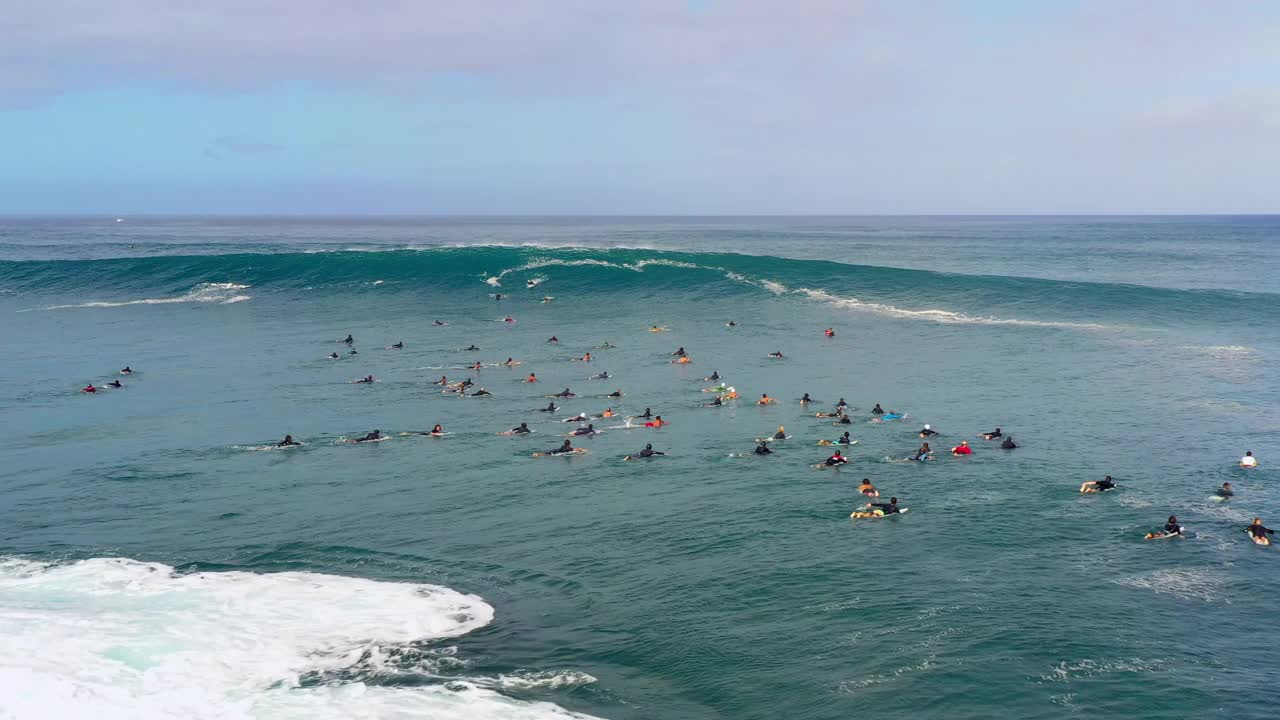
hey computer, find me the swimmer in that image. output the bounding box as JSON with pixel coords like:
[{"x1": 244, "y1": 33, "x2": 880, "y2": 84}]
[
  {"x1": 608, "y1": 389, "x2": 624, "y2": 398},
  {"x1": 390, "y1": 341, "x2": 404, "y2": 349},
  {"x1": 106, "y1": 380, "x2": 123, "y2": 389},
  {"x1": 552, "y1": 388, "x2": 575, "y2": 398},
  {"x1": 951, "y1": 440, "x2": 972, "y2": 456},
  {"x1": 277, "y1": 434, "x2": 301, "y2": 447},
  {"x1": 525, "y1": 373, "x2": 537, "y2": 383},
  {"x1": 1246, "y1": 518, "x2": 1274, "y2": 545},
  {"x1": 768, "y1": 351, "x2": 784, "y2": 359},
  {"x1": 910, "y1": 443, "x2": 932, "y2": 462},
  {"x1": 822, "y1": 451, "x2": 849, "y2": 467},
  {"x1": 1215, "y1": 482, "x2": 1234, "y2": 498},
  {"x1": 120, "y1": 366, "x2": 133, "y2": 374},
  {"x1": 625, "y1": 443, "x2": 665, "y2": 460},
  {"x1": 800, "y1": 393, "x2": 812, "y2": 405},
  {"x1": 328, "y1": 352, "x2": 340, "y2": 359},
  {"x1": 343, "y1": 335, "x2": 353, "y2": 344},
  {"x1": 753, "y1": 442, "x2": 772, "y2": 455},
  {"x1": 355, "y1": 375, "x2": 375, "y2": 384},
  {"x1": 772, "y1": 426, "x2": 787, "y2": 440},
  {"x1": 857, "y1": 478, "x2": 879, "y2": 497},
  {"x1": 470, "y1": 388, "x2": 491, "y2": 397},
  {"x1": 980, "y1": 428, "x2": 1003, "y2": 440},
  {"x1": 1241, "y1": 450, "x2": 1258, "y2": 468},
  {"x1": 824, "y1": 328, "x2": 835, "y2": 337},
  {"x1": 355, "y1": 430, "x2": 382, "y2": 443},
  {"x1": 1144, "y1": 515, "x2": 1182, "y2": 539},
  {"x1": 547, "y1": 336, "x2": 559, "y2": 344},
  {"x1": 1001, "y1": 436, "x2": 1017, "y2": 449},
  {"x1": 758, "y1": 394, "x2": 776, "y2": 405},
  {"x1": 1079, "y1": 475, "x2": 1117, "y2": 493},
  {"x1": 571, "y1": 423, "x2": 596, "y2": 436},
  {"x1": 871, "y1": 403, "x2": 885, "y2": 415},
  {"x1": 645, "y1": 415, "x2": 667, "y2": 428},
  {"x1": 851, "y1": 497, "x2": 900, "y2": 519},
  {"x1": 82, "y1": 383, "x2": 97, "y2": 393},
  {"x1": 538, "y1": 401, "x2": 559, "y2": 413},
  {"x1": 918, "y1": 424, "x2": 938, "y2": 437}
]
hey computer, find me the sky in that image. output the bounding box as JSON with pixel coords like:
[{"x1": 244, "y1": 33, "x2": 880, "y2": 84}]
[{"x1": 1, "y1": 0, "x2": 1278, "y2": 214}]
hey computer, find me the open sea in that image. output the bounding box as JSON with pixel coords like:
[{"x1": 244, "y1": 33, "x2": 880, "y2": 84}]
[{"x1": 1, "y1": 216, "x2": 1277, "y2": 719}]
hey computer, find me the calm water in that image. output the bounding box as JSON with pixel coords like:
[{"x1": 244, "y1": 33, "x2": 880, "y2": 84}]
[{"x1": 2, "y1": 216, "x2": 1277, "y2": 719}]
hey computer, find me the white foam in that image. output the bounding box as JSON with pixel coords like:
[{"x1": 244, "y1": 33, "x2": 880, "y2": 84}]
[
  {"x1": 38, "y1": 283, "x2": 252, "y2": 310},
  {"x1": 793, "y1": 288, "x2": 1111, "y2": 330},
  {"x1": 0, "y1": 557, "x2": 597, "y2": 720}
]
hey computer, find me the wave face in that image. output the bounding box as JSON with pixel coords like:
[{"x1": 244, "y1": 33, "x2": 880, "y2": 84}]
[
  {"x1": 0, "y1": 557, "x2": 596, "y2": 720},
  {"x1": 3, "y1": 246, "x2": 1275, "y2": 330}
]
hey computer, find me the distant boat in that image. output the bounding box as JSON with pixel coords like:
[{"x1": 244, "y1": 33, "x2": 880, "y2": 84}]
[{"x1": 115, "y1": 218, "x2": 125, "y2": 223}]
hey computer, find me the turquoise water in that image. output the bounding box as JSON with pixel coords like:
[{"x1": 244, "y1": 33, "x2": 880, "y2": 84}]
[{"x1": 2, "y1": 217, "x2": 1278, "y2": 719}]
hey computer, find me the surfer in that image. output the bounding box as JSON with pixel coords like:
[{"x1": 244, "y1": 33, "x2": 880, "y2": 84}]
[
  {"x1": 1241, "y1": 451, "x2": 1258, "y2": 468},
  {"x1": 430, "y1": 424, "x2": 445, "y2": 435},
  {"x1": 355, "y1": 375, "x2": 374, "y2": 384},
  {"x1": 772, "y1": 426, "x2": 787, "y2": 440},
  {"x1": 348, "y1": 349, "x2": 358, "y2": 355},
  {"x1": 636, "y1": 408, "x2": 653, "y2": 419},
  {"x1": 538, "y1": 401, "x2": 558, "y2": 413},
  {"x1": 1079, "y1": 475, "x2": 1117, "y2": 493},
  {"x1": 508, "y1": 422, "x2": 531, "y2": 435},
  {"x1": 1215, "y1": 482, "x2": 1234, "y2": 498},
  {"x1": 980, "y1": 427, "x2": 1003, "y2": 440},
  {"x1": 758, "y1": 394, "x2": 777, "y2": 405},
  {"x1": 837, "y1": 432, "x2": 853, "y2": 445},
  {"x1": 597, "y1": 341, "x2": 616, "y2": 349},
  {"x1": 800, "y1": 393, "x2": 812, "y2": 405},
  {"x1": 824, "y1": 328, "x2": 835, "y2": 337},
  {"x1": 599, "y1": 407, "x2": 615, "y2": 418},
  {"x1": 1000, "y1": 436, "x2": 1018, "y2": 449},
  {"x1": 852, "y1": 497, "x2": 900, "y2": 518},
  {"x1": 1246, "y1": 518, "x2": 1274, "y2": 544},
  {"x1": 343, "y1": 335, "x2": 353, "y2": 344},
  {"x1": 552, "y1": 388, "x2": 575, "y2": 398},
  {"x1": 645, "y1": 416, "x2": 667, "y2": 428},
  {"x1": 918, "y1": 424, "x2": 938, "y2": 437},
  {"x1": 120, "y1": 366, "x2": 133, "y2": 374},
  {"x1": 871, "y1": 403, "x2": 885, "y2": 415},
  {"x1": 951, "y1": 440, "x2": 972, "y2": 456},
  {"x1": 562, "y1": 413, "x2": 589, "y2": 424},
  {"x1": 494, "y1": 293, "x2": 504, "y2": 301},
  {"x1": 727, "y1": 320, "x2": 737, "y2": 327},
  {"x1": 706, "y1": 371, "x2": 721, "y2": 382},
  {"x1": 753, "y1": 442, "x2": 772, "y2": 455},
  {"x1": 503, "y1": 357, "x2": 518, "y2": 366},
  {"x1": 328, "y1": 352, "x2": 340, "y2": 359},
  {"x1": 835, "y1": 398, "x2": 848, "y2": 412},
  {"x1": 525, "y1": 373, "x2": 537, "y2": 383},
  {"x1": 857, "y1": 478, "x2": 879, "y2": 497},
  {"x1": 835, "y1": 414, "x2": 852, "y2": 425},
  {"x1": 1145, "y1": 515, "x2": 1182, "y2": 539},
  {"x1": 626, "y1": 443, "x2": 665, "y2": 460},
  {"x1": 355, "y1": 430, "x2": 382, "y2": 443},
  {"x1": 547, "y1": 336, "x2": 559, "y2": 344},
  {"x1": 277, "y1": 434, "x2": 300, "y2": 447},
  {"x1": 433, "y1": 320, "x2": 448, "y2": 326},
  {"x1": 571, "y1": 424, "x2": 596, "y2": 436},
  {"x1": 608, "y1": 389, "x2": 624, "y2": 398},
  {"x1": 81, "y1": 383, "x2": 96, "y2": 394},
  {"x1": 705, "y1": 397, "x2": 723, "y2": 407},
  {"x1": 106, "y1": 380, "x2": 123, "y2": 389},
  {"x1": 390, "y1": 341, "x2": 404, "y2": 349},
  {"x1": 577, "y1": 352, "x2": 592, "y2": 362},
  {"x1": 673, "y1": 347, "x2": 686, "y2": 357},
  {"x1": 545, "y1": 439, "x2": 574, "y2": 455},
  {"x1": 911, "y1": 443, "x2": 932, "y2": 462},
  {"x1": 470, "y1": 388, "x2": 491, "y2": 397},
  {"x1": 591, "y1": 371, "x2": 610, "y2": 380},
  {"x1": 768, "y1": 351, "x2": 784, "y2": 359},
  {"x1": 433, "y1": 376, "x2": 448, "y2": 385},
  {"x1": 822, "y1": 450, "x2": 848, "y2": 467}
]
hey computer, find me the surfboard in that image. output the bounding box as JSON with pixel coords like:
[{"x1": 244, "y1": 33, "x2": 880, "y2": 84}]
[
  {"x1": 850, "y1": 508, "x2": 909, "y2": 520},
  {"x1": 756, "y1": 435, "x2": 792, "y2": 442},
  {"x1": 1145, "y1": 527, "x2": 1184, "y2": 540},
  {"x1": 1248, "y1": 530, "x2": 1271, "y2": 545},
  {"x1": 531, "y1": 448, "x2": 590, "y2": 457}
]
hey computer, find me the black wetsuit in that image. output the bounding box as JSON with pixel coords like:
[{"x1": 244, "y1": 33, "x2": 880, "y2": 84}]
[
  {"x1": 838, "y1": 433, "x2": 852, "y2": 445},
  {"x1": 471, "y1": 389, "x2": 491, "y2": 396},
  {"x1": 754, "y1": 444, "x2": 772, "y2": 455},
  {"x1": 278, "y1": 439, "x2": 300, "y2": 447},
  {"x1": 1215, "y1": 486, "x2": 1233, "y2": 498},
  {"x1": 547, "y1": 442, "x2": 573, "y2": 455},
  {"x1": 984, "y1": 430, "x2": 1002, "y2": 439},
  {"x1": 1162, "y1": 522, "x2": 1181, "y2": 535},
  {"x1": 709, "y1": 398, "x2": 722, "y2": 407},
  {"x1": 107, "y1": 381, "x2": 122, "y2": 388},
  {"x1": 1001, "y1": 438, "x2": 1017, "y2": 449},
  {"x1": 1247, "y1": 523, "x2": 1274, "y2": 539},
  {"x1": 609, "y1": 391, "x2": 623, "y2": 398},
  {"x1": 573, "y1": 426, "x2": 595, "y2": 436},
  {"x1": 871, "y1": 405, "x2": 884, "y2": 415},
  {"x1": 911, "y1": 449, "x2": 929, "y2": 461},
  {"x1": 637, "y1": 447, "x2": 663, "y2": 458},
  {"x1": 824, "y1": 456, "x2": 847, "y2": 466},
  {"x1": 356, "y1": 432, "x2": 381, "y2": 443},
  {"x1": 801, "y1": 394, "x2": 811, "y2": 403},
  {"x1": 837, "y1": 416, "x2": 852, "y2": 425},
  {"x1": 539, "y1": 403, "x2": 557, "y2": 412},
  {"x1": 710, "y1": 373, "x2": 720, "y2": 381},
  {"x1": 869, "y1": 502, "x2": 899, "y2": 515},
  {"x1": 1095, "y1": 479, "x2": 1116, "y2": 491},
  {"x1": 919, "y1": 427, "x2": 938, "y2": 437},
  {"x1": 512, "y1": 424, "x2": 531, "y2": 434},
  {"x1": 773, "y1": 432, "x2": 786, "y2": 440}
]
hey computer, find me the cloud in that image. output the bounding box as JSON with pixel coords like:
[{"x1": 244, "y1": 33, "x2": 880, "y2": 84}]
[{"x1": 204, "y1": 135, "x2": 281, "y2": 159}]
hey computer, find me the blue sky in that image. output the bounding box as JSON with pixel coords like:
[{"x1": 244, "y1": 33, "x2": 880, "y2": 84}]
[{"x1": 2, "y1": 0, "x2": 1278, "y2": 214}]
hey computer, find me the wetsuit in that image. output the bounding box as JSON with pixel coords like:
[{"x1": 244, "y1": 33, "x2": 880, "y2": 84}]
[
  {"x1": 107, "y1": 381, "x2": 122, "y2": 388},
  {"x1": 773, "y1": 431, "x2": 786, "y2": 440},
  {"x1": 512, "y1": 424, "x2": 531, "y2": 434},
  {"x1": 471, "y1": 389, "x2": 491, "y2": 396},
  {"x1": 1246, "y1": 523, "x2": 1274, "y2": 539},
  {"x1": 278, "y1": 437, "x2": 300, "y2": 447},
  {"x1": 984, "y1": 429, "x2": 1002, "y2": 439},
  {"x1": 356, "y1": 432, "x2": 381, "y2": 443},
  {"x1": 801, "y1": 394, "x2": 811, "y2": 403},
  {"x1": 838, "y1": 433, "x2": 852, "y2": 445},
  {"x1": 911, "y1": 449, "x2": 929, "y2": 462},
  {"x1": 573, "y1": 426, "x2": 595, "y2": 436},
  {"x1": 554, "y1": 389, "x2": 574, "y2": 398},
  {"x1": 1001, "y1": 438, "x2": 1017, "y2": 449},
  {"x1": 710, "y1": 372, "x2": 720, "y2": 381},
  {"x1": 547, "y1": 441, "x2": 573, "y2": 455},
  {"x1": 952, "y1": 445, "x2": 972, "y2": 455},
  {"x1": 919, "y1": 427, "x2": 938, "y2": 437},
  {"x1": 824, "y1": 455, "x2": 847, "y2": 466},
  {"x1": 609, "y1": 391, "x2": 623, "y2": 398},
  {"x1": 709, "y1": 398, "x2": 722, "y2": 407},
  {"x1": 754, "y1": 443, "x2": 772, "y2": 455},
  {"x1": 1162, "y1": 522, "x2": 1181, "y2": 536},
  {"x1": 392, "y1": 342, "x2": 403, "y2": 348},
  {"x1": 1094, "y1": 478, "x2": 1116, "y2": 491},
  {"x1": 868, "y1": 502, "x2": 899, "y2": 515},
  {"x1": 871, "y1": 405, "x2": 884, "y2": 415},
  {"x1": 539, "y1": 403, "x2": 557, "y2": 412},
  {"x1": 1215, "y1": 485, "x2": 1233, "y2": 498},
  {"x1": 837, "y1": 416, "x2": 852, "y2": 425},
  {"x1": 637, "y1": 446, "x2": 663, "y2": 458}
]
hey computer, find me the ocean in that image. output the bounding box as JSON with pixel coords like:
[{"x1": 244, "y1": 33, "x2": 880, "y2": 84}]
[{"x1": 1, "y1": 216, "x2": 1277, "y2": 719}]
